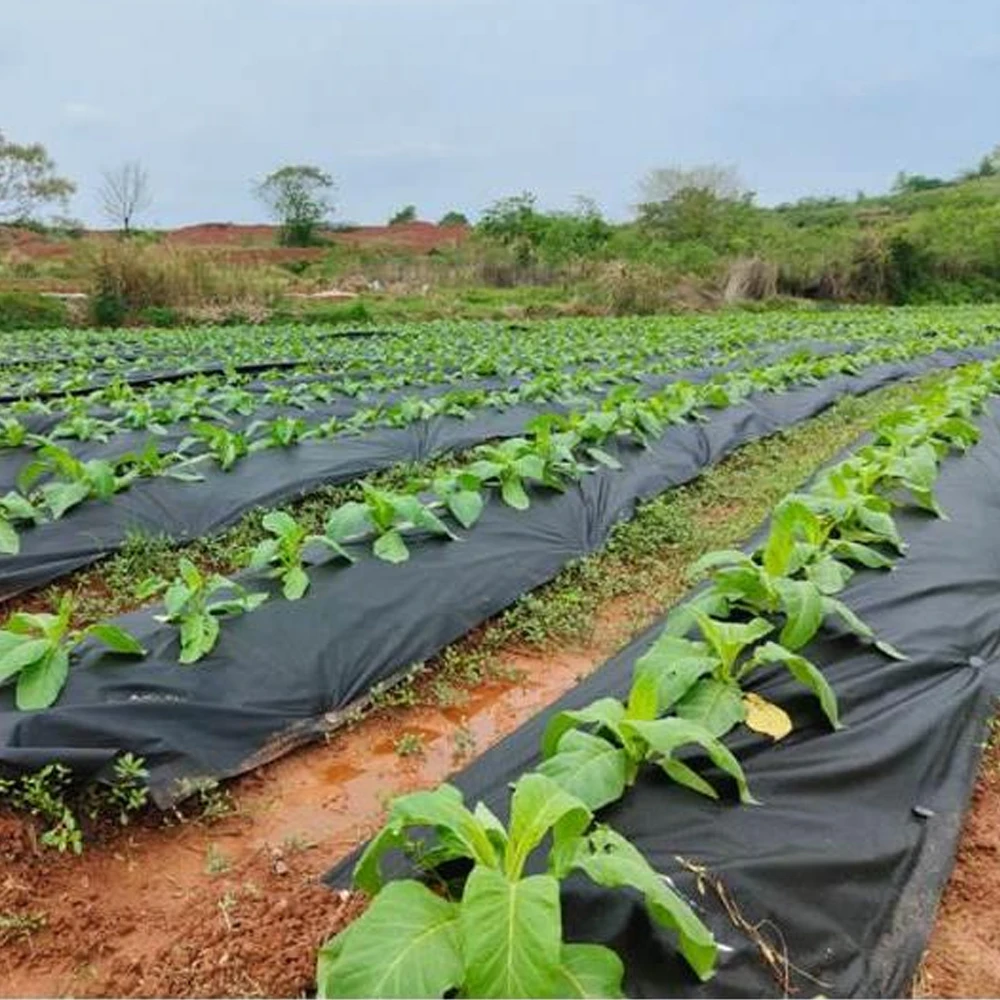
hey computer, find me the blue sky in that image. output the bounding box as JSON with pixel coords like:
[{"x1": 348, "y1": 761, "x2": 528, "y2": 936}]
[{"x1": 2, "y1": 0, "x2": 998, "y2": 226}]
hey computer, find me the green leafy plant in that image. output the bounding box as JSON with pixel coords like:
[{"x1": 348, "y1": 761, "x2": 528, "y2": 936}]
[
  {"x1": 647, "y1": 608, "x2": 841, "y2": 739},
  {"x1": 138, "y1": 558, "x2": 267, "y2": 663},
  {"x1": 18, "y1": 444, "x2": 137, "y2": 520},
  {"x1": 0, "y1": 490, "x2": 43, "y2": 555},
  {"x1": 249, "y1": 510, "x2": 352, "y2": 599},
  {"x1": 0, "y1": 595, "x2": 145, "y2": 710},
  {"x1": 539, "y1": 679, "x2": 753, "y2": 811},
  {"x1": 317, "y1": 774, "x2": 717, "y2": 998},
  {"x1": 325, "y1": 485, "x2": 457, "y2": 563}
]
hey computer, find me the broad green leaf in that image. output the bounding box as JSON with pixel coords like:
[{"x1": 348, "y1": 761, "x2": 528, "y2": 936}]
[
  {"x1": 354, "y1": 784, "x2": 498, "y2": 895},
  {"x1": 773, "y1": 578, "x2": 823, "y2": 651},
  {"x1": 541, "y1": 698, "x2": 626, "y2": 758},
  {"x1": 373, "y1": 529, "x2": 409, "y2": 564},
  {"x1": 662, "y1": 591, "x2": 731, "y2": 637},
  {"x1": 316, "y1": 880, "x2": 462, "y2": 999},
  {"x1": 829, "y1": 540, "x2": 894, "y2": 569},
  {"x1": 690, "y1": 610, "x2": 772, "y2": 674},
  {"x1": 568, "y1": 826, "x2": 717, "y2": 982},
  {"x1": 821, "y1": 596, "x2": 907, "y2": 660},
  {"x1": 42, "y1": 481, "x2": 90, "y2": 520},
  {"x1": 446, "y1": 489, "x2": 484, "y2": 529},
  {"x1": 551, "y1": 943, "x2": 624, "y2": 999},
  {"x1": 585, "y1": 447, "x2": 622, "y2": 471},
  {"x1": 621, "y1": 717, "x2": 755, "y2": 804},
  {"x1": 751, "y1": 641, "x2": 841, "y2": 729},
  {"x1": 0, "y1": 518, "x2": 18, "y2": 555},
  {"x1": 675, "y1": 678, "x2": 746, "y2": 738},
  {"x1": 178, "y1": 557, "x2": 202, "y2": 590},
  {"x1": 326, "y1": 502, "x2": 373, "y2": 543},
  {"x1": 632, "y1": 636, "x2": 716, "y2": 713},
  {"x1": 537, "y1": 730, "x2": 630, "y2": 811},
  {"x1": 624, "y1": 668, "x2": 658, "y2": 721},
  {"x1": 282, "y1": 566, "x2": 310, "y2": 601},
  {"x1": 16, "y1": 646, "x2": 69, "y2": 710},
  {"x1": 249, "y1": 538, "x2": 279, "y2": 570},
  {"x1": 411, "y1": 504, "x2": 458, "y2": 540},
  {"x1": 262, "y1": 510, "x2": 299, "y2": 537},
  {"x1": 178, "y1": 613, "x2": 220, "y2": 664},
  {"x1": 805, "y1": 554, "x2": 853, "y2": 595},
  {"x1": 86, "y1": 624, "x2": 146, "y2": 656},
  {"x1": 0, "y1": 636, "x2": 51, "y2": 682},
  {"x1": 460, "y1": 867, "x2": 564, "y2": 999},
  {"x1": 660, "y1": 758, "x2": 723, "y2": 801},
  {"x1": 506, "y1": 773, "x2": 591, "y2": 880},
  {"x1": 688, "y1": 549, "x2": 752, "y2": 577},
  {"x1": 500, "y1": 475, "x2": 530, "y2": 511}
]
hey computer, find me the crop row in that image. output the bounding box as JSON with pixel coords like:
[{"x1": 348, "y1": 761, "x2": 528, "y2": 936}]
[
  {"x1": 0, "y1": 331, "x2": 981, "y2": 572},
  {"x1": 1, "y1": 305, "x2": 992, "y2": 399},
  {"x1": 313, "y1": 359, "x2": 999, "y2": 998}
]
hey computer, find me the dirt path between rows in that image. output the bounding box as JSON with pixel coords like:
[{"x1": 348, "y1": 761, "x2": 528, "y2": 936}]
[{"x1": 915, "y1": 720, "x2": 1000, "y2": 998}]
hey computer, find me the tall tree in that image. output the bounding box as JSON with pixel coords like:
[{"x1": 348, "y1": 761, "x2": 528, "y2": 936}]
[
  {"x1": 637, "y1": 164, "x2": 746, "y2": 206},
  {"x1": 255, "y1": 165, "x2": 335, "y2": 246},
  {"x1": 0, "y1": 129, "x2": 76, "y2": 222},
  {"x1": 98, "y1": 161, "x2": 153, "y2": 235}
]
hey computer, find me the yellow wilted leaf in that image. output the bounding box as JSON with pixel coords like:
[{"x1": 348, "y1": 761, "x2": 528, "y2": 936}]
[{"x1": 743, "y1": 693, "x2": 792, "y2": 741}]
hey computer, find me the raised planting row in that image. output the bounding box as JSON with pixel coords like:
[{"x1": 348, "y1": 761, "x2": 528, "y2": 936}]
[
  {"x1": 0, "y1": 343, "x2": 989, "y2": 815},
  {"x1": 0, "y1": 304, "x2": 992, "y2": 401},
  {"x1": 316, "y1": 360, "x2": 1000, "y2": 998},
  {"x1": 0, "y1": 311, "x2": 802, "y2": 398},
  {"x1": 3, "y1": 325, "x2": 998, "y2": 606},
  {"x1": 1, "y1": 338, "x2": 990, "y2": 704}
]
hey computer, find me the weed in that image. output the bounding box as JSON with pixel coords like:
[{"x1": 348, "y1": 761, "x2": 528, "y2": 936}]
[
  {"x1": 204, "y1": 842, "x2": 231, "y2": 875},
  {"x1": 394, "y1": 732, "x2": 426, "y2": 758}
]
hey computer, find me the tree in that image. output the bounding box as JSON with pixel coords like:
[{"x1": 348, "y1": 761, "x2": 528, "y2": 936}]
[
  {"x1": 255, "y1": 165, "x2": 335, "y2": 246},
  {"x1": 98, "y1": 161, "x2": 152, "y2": 235},
  {"x1": 0, "y1": 129, "x2": 76, "y2": 222},
  {"x1": 891, "y1": 171, "x2": 947, "y2": 194},
  {"x1": 637, "y1": 164, "x2": 746, "y2": 206},
  {"x1": 438, "y1": 210, "x2": 469, "y2": 226},
  {"x1": 388, "y1": 204, "x2": 417, "y2": 225}
]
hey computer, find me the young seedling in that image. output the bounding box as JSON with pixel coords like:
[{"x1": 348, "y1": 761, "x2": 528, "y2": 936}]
[
  {"x1": 138, "y1": 557, "x2": 268, "y2": 663},
  {"x1": 0, "y1": 594, "x2": 145, "y2": 710},
  {"x1": 249, "y1": 510, "x2": 353, "y2": 600},
  {"x1": 325, "y1": 485, "x2": 456, "y2": 564},
  {"x1": 18, "y1": 444, "x2": 138, "y2": 520}
]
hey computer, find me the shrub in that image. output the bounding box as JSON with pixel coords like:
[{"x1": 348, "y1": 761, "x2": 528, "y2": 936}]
[
  {"x1": 0, "y1": 291, "x2": 69, "y2": 331},
  {"x1": 86, "y1": 241, "x2": 290, "y2": 326}
]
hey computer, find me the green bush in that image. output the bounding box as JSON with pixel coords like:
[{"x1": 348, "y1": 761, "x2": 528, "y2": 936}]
[
  {"x1": 136, "y1": 305, "x2": 182, "y2": 327},
  {"x1": 0, "y1": 291, "x2": 70, "y2": 331}
]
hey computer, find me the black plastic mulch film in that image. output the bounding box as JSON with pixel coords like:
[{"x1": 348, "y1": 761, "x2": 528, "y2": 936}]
[
  {"x1": 0, "y1": 347, "x2": 993, "y2": 807},
  {"x1": 0, "y1": 347, "x2": 993, "y2": 603},
  {"x1": 326, "y1": 401, "x2": 1000, "y2": 999}
]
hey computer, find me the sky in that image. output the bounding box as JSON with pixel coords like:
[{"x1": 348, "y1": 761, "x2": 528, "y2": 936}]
[{"x1": 2, "y1": 0, "x2": 999, "y2": 227}]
